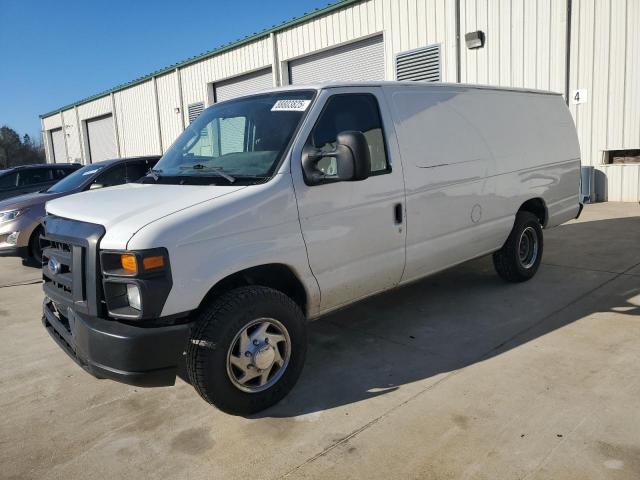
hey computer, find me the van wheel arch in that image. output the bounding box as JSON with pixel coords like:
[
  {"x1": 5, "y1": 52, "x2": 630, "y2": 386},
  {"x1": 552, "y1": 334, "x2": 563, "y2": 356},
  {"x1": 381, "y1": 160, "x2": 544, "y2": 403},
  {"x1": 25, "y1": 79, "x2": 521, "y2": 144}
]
[
  {"x1": 198, "y1": 264, "x2": 308, "y2": 317},
  {"x1": 518, "y1": 198, "x2": 548, "y2": 227}
]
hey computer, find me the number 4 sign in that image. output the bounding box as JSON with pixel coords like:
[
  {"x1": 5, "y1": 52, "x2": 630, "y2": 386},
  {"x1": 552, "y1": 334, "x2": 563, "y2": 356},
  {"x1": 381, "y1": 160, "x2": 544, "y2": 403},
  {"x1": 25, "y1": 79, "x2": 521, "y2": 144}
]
[{"x1": 572, "y1": 89, "x2": 587, "y2": 105}]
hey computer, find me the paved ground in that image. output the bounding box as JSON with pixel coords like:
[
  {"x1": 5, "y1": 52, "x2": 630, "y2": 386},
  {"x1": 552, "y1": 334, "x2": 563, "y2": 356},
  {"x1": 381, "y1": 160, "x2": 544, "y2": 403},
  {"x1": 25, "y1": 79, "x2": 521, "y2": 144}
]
[{"x1": 1, "y1": 202, "x2": 639, "y2": 480}]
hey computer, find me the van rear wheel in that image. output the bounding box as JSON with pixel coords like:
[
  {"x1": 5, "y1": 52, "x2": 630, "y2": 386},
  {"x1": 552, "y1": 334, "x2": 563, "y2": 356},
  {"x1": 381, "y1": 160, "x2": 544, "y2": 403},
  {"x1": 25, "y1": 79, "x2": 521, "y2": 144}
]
[
  {"x1": 493, "y1": 211, "x2": 543, "y2": 282},
  {"x1": 186, "y1": 286, "x2": 307, "y2": 415}
]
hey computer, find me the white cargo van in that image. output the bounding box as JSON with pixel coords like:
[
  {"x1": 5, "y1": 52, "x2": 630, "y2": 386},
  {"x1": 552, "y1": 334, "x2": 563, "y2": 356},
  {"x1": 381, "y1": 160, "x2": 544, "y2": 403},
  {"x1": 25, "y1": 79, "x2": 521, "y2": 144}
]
[{"x1": 41, "y1": 82, "x2": 581, "y2": 414}]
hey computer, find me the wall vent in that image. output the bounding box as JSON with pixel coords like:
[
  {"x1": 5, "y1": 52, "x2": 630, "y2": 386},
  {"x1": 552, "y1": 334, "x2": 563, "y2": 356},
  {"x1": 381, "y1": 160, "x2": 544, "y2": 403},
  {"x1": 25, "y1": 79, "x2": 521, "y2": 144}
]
[
  {"x1": 187, "y1": 102, "x2": 205, "y2": 124},
  {"x1": 396, "y1": 44, "x2": 441, "y2": 82}
]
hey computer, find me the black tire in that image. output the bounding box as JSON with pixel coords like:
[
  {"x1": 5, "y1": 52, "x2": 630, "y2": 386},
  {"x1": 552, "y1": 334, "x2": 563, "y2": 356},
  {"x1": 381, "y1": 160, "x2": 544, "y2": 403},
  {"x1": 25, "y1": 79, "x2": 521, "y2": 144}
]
[
  {"x1": 186, "y1": 286, "x2": 307, "y2": 415},
  {"x1": 493, "y1": 211, "x2": 543, "y2": 283},
  {"x1": 29, "y1": 227, "x2": 44, "y2": 264}
]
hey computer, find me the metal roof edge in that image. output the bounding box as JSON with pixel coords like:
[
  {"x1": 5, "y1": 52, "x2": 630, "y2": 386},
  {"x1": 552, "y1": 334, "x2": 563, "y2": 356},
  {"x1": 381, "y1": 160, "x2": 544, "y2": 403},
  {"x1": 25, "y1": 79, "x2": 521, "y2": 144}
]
[{"x1": 40, "y1": 0, "x2": 362, "y2": 119}]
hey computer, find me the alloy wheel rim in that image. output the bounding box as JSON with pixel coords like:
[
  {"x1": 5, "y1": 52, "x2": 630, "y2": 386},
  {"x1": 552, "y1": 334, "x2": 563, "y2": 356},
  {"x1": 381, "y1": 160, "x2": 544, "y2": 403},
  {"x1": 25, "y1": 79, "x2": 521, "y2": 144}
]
[
  {"x1": 518, "y1": 226, "x2": 539, "y2": 269},
  {"x1": 226, "y1": 318, "x2": 291, "y2": 393}
]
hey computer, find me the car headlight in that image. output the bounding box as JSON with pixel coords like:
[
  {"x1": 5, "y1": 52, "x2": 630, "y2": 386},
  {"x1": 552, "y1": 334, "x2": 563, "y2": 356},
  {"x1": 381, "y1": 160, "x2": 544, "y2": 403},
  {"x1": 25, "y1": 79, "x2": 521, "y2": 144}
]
[{"x1": 0, "y1": 209, "x2": 26, "y2": 223}]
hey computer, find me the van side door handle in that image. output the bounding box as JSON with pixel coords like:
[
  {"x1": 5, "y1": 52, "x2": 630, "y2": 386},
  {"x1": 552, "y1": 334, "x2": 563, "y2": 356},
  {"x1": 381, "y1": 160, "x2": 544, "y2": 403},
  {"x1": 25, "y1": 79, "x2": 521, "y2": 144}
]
[{"x1": 394, "y1": 203, "x2": 403, "y2": 225}]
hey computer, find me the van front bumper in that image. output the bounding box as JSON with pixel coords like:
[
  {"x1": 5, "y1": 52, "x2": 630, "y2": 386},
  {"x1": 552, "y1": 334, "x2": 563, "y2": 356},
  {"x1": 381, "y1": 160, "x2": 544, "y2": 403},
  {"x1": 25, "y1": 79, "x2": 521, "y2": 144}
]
[{"x1": 42, "y1": 298, "x2": 191, "y2": 387}]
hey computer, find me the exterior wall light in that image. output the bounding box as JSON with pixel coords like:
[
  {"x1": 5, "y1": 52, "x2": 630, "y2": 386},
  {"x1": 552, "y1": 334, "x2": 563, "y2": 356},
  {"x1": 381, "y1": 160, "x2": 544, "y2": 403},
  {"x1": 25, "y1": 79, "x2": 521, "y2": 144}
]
[{"x1": 465, "y1": 31, "x2": 485, "y2": 49}]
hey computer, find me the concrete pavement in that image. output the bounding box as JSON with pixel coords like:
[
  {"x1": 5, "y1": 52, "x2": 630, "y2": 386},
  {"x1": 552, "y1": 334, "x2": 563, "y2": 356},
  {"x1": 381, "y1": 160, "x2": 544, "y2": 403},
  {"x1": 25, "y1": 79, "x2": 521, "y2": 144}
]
[{"x1": 0, "y1": 202, "x2": 639, "y2": 479}]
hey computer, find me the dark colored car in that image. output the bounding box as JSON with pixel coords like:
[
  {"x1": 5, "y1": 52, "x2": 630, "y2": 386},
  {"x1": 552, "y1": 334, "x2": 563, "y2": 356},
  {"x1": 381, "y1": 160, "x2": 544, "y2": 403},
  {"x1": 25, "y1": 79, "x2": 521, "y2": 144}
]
[
  {"x1": 0, "y1": 156, "x2": 160, "y2": 262},
  {"x1": 0, "y1": 164, "x2": 81, "y2": 201}
]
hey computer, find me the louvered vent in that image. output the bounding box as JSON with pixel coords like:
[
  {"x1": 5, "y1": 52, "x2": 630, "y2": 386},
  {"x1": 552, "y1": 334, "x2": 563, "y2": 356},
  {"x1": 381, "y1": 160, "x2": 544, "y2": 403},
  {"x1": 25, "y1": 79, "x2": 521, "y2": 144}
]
[
  {"x1": 187, "y1": 102, "x2": 205, "y2": 124},
  {"x1": 396, "y1": 44, "x2": 441, "y2": 82}
]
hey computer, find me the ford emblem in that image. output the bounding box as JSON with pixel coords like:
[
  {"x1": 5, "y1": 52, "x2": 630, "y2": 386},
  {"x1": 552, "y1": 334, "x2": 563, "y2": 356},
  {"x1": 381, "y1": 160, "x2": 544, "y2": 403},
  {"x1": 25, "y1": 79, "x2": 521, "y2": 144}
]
[{"x1": 48, "y1": 257, "x2": 61, "y2": 275}]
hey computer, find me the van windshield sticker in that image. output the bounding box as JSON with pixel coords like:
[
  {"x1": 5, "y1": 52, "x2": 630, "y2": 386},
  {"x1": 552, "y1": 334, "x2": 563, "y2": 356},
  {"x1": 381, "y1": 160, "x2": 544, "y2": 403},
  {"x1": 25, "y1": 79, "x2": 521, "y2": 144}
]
[
  {"x1": 82, "y1": 169, "x2": 101, "y2": 176},
  {"x1": 271, "y1": 99, "x2": 312, "y2": 112}
]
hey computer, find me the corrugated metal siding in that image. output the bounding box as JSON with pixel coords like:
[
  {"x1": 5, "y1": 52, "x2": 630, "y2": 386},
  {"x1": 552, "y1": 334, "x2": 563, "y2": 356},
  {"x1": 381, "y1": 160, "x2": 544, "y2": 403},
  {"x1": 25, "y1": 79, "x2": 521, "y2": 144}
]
[
  {"x1": 277, "y1": 0, "x2": 456, "y2": 83},
  {"x1": 595, "y1": 165, "x2": 640, "y2": 202},
  {"x1": 459, "y1": 0, "x2": 566, "y2": 93},
  {"x1": 61, "y1": 109, "x2": 82, "y2": 163},
  {"x1": 570, "y1": 0, "x2": 640, "y2": 201},
  {"x1": 77, "y1": 96, "x2": 111, "y2": 120},
  {"x1": 43, "y1": 115, "x2": 62, "y2": 131},
  {"x1": 156, "y1": 71, "x2": 183, "y2": 152},
  {"x1": 113, "y1": 80, "x2": 160, "y2": 157},
  {"x1": 180, "y1": 37, "x2": 272, "y2": 123}
]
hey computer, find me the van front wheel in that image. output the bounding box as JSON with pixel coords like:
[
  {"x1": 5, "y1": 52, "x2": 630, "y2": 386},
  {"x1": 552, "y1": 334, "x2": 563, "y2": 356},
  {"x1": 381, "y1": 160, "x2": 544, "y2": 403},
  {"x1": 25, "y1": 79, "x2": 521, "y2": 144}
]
[
  {"x1": 186, "y1": 286, "x2": 307, "y2": 415},
  {"x1": 493, "y1": 211, "x2": 543, "y2": 282}
]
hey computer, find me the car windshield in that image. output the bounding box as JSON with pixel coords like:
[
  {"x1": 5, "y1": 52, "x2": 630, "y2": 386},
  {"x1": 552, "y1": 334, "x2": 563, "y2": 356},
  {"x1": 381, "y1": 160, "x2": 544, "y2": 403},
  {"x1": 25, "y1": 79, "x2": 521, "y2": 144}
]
[
  {"x1": 153, "y1": 90, "x2": 315, "y2": 183},
  {"x1": 46, "y1": 164, "x2": 105, "y2": 193}
]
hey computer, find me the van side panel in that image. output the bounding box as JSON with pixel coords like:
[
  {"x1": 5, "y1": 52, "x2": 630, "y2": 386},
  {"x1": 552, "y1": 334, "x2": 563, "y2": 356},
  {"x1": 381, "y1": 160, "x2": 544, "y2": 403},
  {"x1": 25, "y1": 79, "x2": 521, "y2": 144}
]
[{"x1": 384, "y1": 85, "x2": 580, "y2": 284}]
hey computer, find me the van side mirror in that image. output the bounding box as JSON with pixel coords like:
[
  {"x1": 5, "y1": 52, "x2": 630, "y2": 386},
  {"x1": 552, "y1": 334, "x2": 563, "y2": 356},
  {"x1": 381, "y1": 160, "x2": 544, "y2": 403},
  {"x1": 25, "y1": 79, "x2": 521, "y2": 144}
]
[
  {"x1": 302, "y1": 131, "x2": 371, "y2": 186},
  {"x1": 89, "y1": 182, "x2": 105, "y2": 190}
]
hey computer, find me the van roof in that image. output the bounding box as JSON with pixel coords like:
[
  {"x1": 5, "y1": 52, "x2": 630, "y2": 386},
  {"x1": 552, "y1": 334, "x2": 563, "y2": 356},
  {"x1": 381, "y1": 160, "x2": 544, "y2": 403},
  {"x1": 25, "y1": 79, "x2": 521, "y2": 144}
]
[{"x1": 260, "y1": 81, "x2": 564, "y2": 97}]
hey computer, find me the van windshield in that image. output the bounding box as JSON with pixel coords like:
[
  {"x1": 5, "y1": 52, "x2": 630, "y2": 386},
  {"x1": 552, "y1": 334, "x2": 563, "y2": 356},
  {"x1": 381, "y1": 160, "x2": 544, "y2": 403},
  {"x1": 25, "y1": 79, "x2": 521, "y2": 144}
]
[{"x1": 153, "y1": 91, "x2": 315, "y2": 184}]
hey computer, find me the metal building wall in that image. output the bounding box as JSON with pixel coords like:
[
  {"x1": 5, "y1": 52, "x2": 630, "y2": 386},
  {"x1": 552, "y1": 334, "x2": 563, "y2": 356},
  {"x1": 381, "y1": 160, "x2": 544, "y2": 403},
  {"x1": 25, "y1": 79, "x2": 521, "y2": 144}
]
[
  {"x1": 77, "y1": 96, "x2": 111, "y2": 121},
  {"x1": 276, "y1": 0, "x2": 457, "y2": 83},
  {"x1": 113, "y1": 80, "x2": 161, "y2": 157},
  {"x1": 179, "y1": 37, "x2": 272, "y2": 117},
  {"x1": 61, "y1": 109, "x2": 82, "y2": 163},
  {"x1": 459, "y1": 0, "x2": 567, "y2": 93},
  {"x1": 39, "y1": 0, "x2": 639, "y2": 201},
  {"x1": 155, "y1": 71, "x2": 183, "y2": 153},
  {"x1": 569, "y1": 0, "x2": 640, "y2": 201}
]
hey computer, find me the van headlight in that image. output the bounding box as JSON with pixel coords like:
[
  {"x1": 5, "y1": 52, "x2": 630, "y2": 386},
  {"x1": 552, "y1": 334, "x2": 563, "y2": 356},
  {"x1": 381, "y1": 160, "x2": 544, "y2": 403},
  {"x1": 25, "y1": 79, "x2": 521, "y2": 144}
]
[
  {"x1": 0, "y1": 209, "x2": 26, "y2": 223},
  {"x1": 100, "y1": 248, "x2": 172, "y2": 320},
  {"x1": 126, "y1": 284, "x2": 142, "y2": 311}
]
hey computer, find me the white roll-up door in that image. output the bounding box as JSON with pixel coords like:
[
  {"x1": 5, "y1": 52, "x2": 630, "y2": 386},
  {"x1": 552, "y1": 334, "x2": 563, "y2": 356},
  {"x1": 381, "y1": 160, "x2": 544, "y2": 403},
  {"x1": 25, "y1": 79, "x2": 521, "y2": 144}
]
[
  {"x1": 288, "y1": 35, "x2": 384, "y2": 85},
  {"x1": 86, "y1": 114, "x2": 117, "y2": 163},
  {"x1": 50, "y1": 128, "x2": 66, "y2": 163},
  {"x1": 214, "y1": 68, "x2": 273, "y2": 103}
]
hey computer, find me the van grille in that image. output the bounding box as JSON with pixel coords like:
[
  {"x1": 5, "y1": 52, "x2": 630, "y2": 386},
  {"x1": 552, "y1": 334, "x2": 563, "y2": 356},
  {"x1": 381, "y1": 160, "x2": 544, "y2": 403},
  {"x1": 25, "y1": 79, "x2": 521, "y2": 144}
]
[
  {"x1": 43, "y1": 238, "x2": 84, "y2": 308},
  {"x1": 41, "y1": 216, "x2": 105, "y2": 317}
]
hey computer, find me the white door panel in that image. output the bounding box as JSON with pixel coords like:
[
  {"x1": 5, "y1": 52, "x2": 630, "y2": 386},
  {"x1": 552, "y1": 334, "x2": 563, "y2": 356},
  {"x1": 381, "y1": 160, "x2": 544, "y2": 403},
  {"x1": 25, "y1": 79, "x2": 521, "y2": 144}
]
[
  {"x1": 50, "y1": 128, "x2": 66, "y2": 163},
  {"x1": 288, "y1": 35, "x2": 384, "y2": 84},
  {"x1": 291, "y1": 88, "x2": 406, "y2": 313},
  {"x1": 87, "y1": 115, "x2": 117, "y2": 163},
  {"x1": 214, "y1": 69, "x2": 273, "y2": 103}
]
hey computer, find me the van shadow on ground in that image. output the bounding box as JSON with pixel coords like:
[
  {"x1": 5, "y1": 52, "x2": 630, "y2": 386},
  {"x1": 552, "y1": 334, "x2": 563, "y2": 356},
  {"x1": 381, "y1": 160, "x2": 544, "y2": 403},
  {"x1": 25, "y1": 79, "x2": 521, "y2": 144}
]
[
  {"x1": 168, "y1": 215, "x2": 638, "y2": 417},
  {"x1": 244, "y1": 215, "x2": 640, "y2": 418}
]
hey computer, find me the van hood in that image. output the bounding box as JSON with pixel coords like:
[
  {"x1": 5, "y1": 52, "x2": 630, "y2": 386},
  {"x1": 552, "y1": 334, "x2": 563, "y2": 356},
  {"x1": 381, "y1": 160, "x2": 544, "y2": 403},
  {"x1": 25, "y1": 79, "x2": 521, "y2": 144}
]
[{"x1": 46, "y1": 183, "x2": 247, "y2": 246}]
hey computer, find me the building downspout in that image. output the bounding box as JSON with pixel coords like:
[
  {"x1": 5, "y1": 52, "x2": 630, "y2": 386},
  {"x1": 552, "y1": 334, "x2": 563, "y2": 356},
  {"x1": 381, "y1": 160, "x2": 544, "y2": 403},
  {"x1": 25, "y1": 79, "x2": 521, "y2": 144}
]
[
  {"x1": 109, "y1": 93, "x2": 122, "y2": 158},
  {"x1": 455, "y1": 0, "x2": 461, "y2": 83},
  {"x1": 176, "y1": 68, "x2": 186, "y2": 131},
  {"x1": 152, "y1": 76, "x2": 164, "y2": 154},
  {"x1": 564, "y1": 0, "x2": 572, "y2": 105}
]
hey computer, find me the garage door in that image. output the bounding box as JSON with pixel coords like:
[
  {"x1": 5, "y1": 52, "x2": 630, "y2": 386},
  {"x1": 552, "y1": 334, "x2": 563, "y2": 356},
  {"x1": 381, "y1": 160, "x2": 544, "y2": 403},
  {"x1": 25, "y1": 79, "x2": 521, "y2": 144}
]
[
  {"x1": 214, "y1": 68, "x2": 273, "y2": 103},
  {"x1": 86, "y1": 114, "x2": 117, "y2": 163},
  {"x1": 50, "y1": 128, "x2": 66, "y2": 163},
  {"x1": 288, "y1": 35, "x2": 384, "y2": 84}
]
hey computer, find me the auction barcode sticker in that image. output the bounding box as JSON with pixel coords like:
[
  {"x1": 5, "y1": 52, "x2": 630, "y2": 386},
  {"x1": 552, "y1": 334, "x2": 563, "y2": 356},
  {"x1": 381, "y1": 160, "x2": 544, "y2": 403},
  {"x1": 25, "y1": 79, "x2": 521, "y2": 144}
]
[{"x1": 271, "y1": 99, "x2": 312, "y2": 112}]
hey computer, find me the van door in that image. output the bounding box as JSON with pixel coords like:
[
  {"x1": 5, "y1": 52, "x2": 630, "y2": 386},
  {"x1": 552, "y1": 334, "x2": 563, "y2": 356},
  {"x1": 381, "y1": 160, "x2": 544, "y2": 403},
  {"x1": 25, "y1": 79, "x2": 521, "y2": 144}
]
[
  {"x1": 384, "y1": 86, "x2": 495, "y2": 283},
  {"x1": 290, "y1": 88, "x2": 406, "y2": 313}
]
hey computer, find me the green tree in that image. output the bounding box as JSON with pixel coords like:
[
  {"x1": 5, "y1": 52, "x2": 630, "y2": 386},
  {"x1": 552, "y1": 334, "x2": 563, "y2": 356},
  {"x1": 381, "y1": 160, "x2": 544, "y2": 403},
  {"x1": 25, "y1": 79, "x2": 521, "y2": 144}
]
[{"x1": 0, "y1": 126, "x2": 45, "y2": 168}]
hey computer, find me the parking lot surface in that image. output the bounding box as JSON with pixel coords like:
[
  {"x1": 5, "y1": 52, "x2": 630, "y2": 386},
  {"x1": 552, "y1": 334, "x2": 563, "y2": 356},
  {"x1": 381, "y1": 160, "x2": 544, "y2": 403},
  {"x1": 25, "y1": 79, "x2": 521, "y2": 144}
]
[{"x1": 1, "y1": 202, "x2": 639, "y2": 480}]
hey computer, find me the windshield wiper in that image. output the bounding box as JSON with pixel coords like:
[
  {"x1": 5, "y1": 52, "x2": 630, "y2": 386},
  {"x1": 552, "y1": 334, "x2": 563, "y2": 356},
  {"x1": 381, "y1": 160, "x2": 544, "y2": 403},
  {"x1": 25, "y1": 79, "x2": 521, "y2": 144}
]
[
  {"x1": 178, "y1": 164, "x2": 236, "y2": 183},
  {"x1": 147, "y1": 168, "x2": 163, "y2": 182}
]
